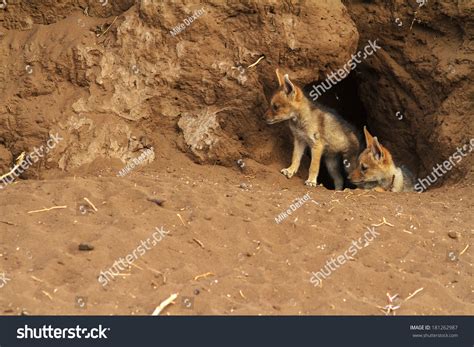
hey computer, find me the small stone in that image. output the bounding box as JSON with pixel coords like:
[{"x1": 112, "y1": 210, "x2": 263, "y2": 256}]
[
  {"x1": 448, "y1": 231, "x2": 458, "y2": 239},
  {"x1": 78, "y1": 243, "x2": 94, "y2": 251},
  {"x1": 147, "y1": 198, "x2": 165, "y2": 206}
]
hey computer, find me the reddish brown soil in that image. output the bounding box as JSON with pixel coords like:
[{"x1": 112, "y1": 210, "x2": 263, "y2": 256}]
[
  {"x1": 0, "y1": 1, "x2": 472, "y2": 316},
  {"x1": 0, "y1": 151, "x2": 472, "y2": 315}
]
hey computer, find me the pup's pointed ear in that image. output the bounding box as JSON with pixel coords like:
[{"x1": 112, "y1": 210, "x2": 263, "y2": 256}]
[
  {"x1": 283, "y1": 74, "x2": 296, "y2": 97},
  {"x1": 275, "y1": 68, "x2": 285, "y2": 86},
  {"x1": 363, "y1": 126, "x2": 374, "y2": 148},
  {"x1": 371, "y1": 136, "x2": 384, "y2": 161}
]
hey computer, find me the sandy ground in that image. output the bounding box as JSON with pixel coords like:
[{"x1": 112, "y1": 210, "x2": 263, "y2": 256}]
[
  {"x1": 0, "y1": 150, "x2": 472, "y2": 315},
  {"x1": 0, "y1": 0, "x2": 472, "y2": 319}
]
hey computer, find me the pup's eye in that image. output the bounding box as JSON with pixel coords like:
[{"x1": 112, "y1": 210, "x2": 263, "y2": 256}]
[
  {"x1": 272, "y1": 104, "x2": 279, "y2": 111},
  {"x1": 360, "y1": 163, "x2": 368, "y2": 172}
]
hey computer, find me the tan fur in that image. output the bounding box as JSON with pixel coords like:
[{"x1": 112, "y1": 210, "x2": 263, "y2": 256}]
[
  {"x1": 348, "y1": 127, "x2": 414, "y2": 192},
  {"x1": 265, "y1": 69, "x2": 360, "y2": 190}
]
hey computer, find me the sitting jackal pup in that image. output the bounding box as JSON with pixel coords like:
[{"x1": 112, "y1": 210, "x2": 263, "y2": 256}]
[
  {"x1": 265, "y1": 69, "x2": 360, "y2": 190},
  {"x1": 349, "y1": 127, "x2": 414, "y2": 192}
]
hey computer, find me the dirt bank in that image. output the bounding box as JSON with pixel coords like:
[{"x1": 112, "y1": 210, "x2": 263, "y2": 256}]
[{"x1": 0, "y1": 0, "x2": 472, "y2": 315}]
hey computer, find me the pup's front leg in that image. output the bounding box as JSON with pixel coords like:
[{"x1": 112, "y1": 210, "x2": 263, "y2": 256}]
[
  {"x1": 281, "y1": 137, "x2": 305, "y2": 179},
  {"x1": 305, "y1": 141, "x2": 324, "y2": 187}
]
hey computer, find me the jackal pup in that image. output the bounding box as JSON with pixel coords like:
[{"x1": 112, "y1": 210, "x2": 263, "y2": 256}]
[
  {"x1": 265, "y1": 69, "x2": 360, "y2": 190},
  {"x1": 349, "y1": 127, "x2": 414, "y2": 192}
]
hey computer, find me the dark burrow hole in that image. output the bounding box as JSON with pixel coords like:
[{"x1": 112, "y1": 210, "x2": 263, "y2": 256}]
[{"x1": 300, "y1": 73, "x2": 368, "y2": 190}]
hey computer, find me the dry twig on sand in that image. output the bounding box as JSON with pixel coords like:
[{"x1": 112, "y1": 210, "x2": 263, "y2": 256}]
[
  {"x1": 177, "y1": 213, "x2": 186, "y2": 226},
  {"x1": 42, "y1": 290, "x2": 53, "y2": 301},
  {"x1": 193, "y1": 238, "x2": 204, "y2": 248},
  {"x1": 405, "y1": 287, "x2": 424, "y2": 302},
  {"x1": 83, "y1": 197, "x2": 98, "y2": 212},
  {"x1": 152, "y1": 293, "x2": 178, "y2": 316},
  {"x1": 97, "y1": 16, "x2": 118, "y2": 37},
  {"x1": 460, "y1": 244, "x2": 469, "y2": 256},
  {"x1": 31, "y1": 275, "x2": 44, "y2": 283},
  {"x1": 377, "y1": 292, "x2": 401, "y2": 315},
  {"x1": 371, "y1": 217, "x2": 394, "y2": 227},
  {"x1": 194, "y1": 272, "x2": 215, "y2": 281},
  {"x1": 129, "y1": 262, "x2": 143, "y2": 271},
  {"x1": 247, "y1": 55, "x2": 265, "y2": 69},
  {"x1": 27, "y1": 206, "x2": 67, "y2": 214}
]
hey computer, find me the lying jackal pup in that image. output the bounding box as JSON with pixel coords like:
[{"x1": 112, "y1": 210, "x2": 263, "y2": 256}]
[
  {"x1": 265, "y1": 69, "x2": 360, "y2": 190},
  {"x1": 349, "y1": 127, "x2": 414, "y2": 192}
]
